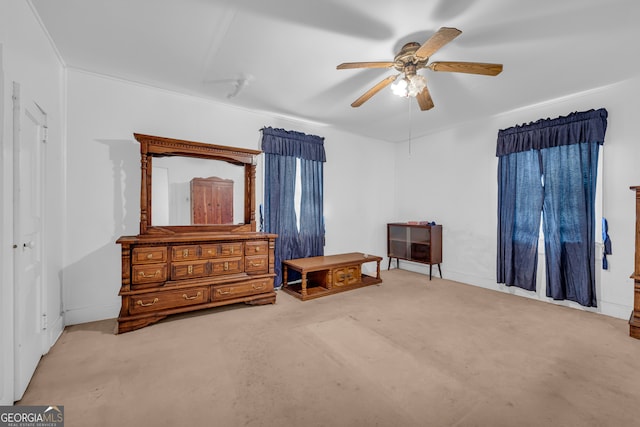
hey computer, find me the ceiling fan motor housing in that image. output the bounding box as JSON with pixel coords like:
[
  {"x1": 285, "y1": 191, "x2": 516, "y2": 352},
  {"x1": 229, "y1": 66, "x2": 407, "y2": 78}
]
[{"x1": 394, "y1": 42, "x2": 428, "y2": 72}]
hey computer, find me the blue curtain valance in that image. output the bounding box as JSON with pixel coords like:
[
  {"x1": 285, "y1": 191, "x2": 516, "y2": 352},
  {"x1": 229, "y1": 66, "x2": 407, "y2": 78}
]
[
  {"x1": 261, "y1": 127, "x2": 326, "y2": 162},
  {"x1": 496, "y1": 108, "x2": 608, "y2": 157}
]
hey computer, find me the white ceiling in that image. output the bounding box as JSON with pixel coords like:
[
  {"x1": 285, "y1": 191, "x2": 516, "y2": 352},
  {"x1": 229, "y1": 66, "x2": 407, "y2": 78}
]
[{"x1": 31, "y1": 0, "x2": 639, "y2": 143}]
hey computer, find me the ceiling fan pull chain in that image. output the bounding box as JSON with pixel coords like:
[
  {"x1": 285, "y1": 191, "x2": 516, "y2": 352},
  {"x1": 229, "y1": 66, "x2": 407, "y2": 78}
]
[{"x1": 408, "y1": 98, "x2": 413, "y2": 155}]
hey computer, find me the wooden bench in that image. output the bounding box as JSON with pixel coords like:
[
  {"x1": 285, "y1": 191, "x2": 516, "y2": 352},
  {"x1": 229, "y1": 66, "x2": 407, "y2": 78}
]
[{"x1": 282, "y1": 252, "x2": 382, "y2": 301}]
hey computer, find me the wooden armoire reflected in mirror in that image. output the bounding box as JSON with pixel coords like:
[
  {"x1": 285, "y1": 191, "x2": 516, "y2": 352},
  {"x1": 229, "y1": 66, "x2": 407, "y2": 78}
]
[
  {"x1": 116, "y1": 134, "x2": 277, "y2": 333},
  {"x1": 191, "y1": 176, "x2": 234, "y2": 224}
]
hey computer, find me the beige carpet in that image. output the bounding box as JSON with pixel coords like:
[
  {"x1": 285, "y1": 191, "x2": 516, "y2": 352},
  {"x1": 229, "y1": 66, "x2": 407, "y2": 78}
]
[{"x1": 18, "y1": 269, "x2": 640, "y2": 426}]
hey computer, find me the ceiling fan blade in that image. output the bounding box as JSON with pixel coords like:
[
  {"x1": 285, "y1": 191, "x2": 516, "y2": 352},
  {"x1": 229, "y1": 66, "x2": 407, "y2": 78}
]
[
  {"x1": 414, "y1": 27, "x2": 462, "y2": 59},
  {"x1": 351, "y1": 74, "x2": 399, "y2": 107},
  {"x1": 428, "y1": 61, "x2": 503, "y2": 76},
  {"x1": 416, "y1": 86, "x2": 435, "y2": 111},
  {"x1": 337, "y1": 61, "x2": 395, "y2": 70}
]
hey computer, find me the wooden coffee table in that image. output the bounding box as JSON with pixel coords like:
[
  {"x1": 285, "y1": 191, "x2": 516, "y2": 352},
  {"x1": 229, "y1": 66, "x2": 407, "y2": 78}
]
[{"x1": 282, "y1": 252, "x2": 382, "y2": 301}]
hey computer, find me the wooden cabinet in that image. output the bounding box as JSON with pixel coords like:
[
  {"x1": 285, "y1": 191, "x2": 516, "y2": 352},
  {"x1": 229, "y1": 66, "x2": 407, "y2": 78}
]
[
  {"x1": 190, "y1": 177, "x2": 234, "y2": 224},
  {"x1": 630, "y1": 186, "x2": 640, "y2": 339},
  {"x1": 117, "y1": 233, "x2": 277, "y2": 333},
  {"x1": 387, "y1": 223, "x2": 442, "y2": 279}
]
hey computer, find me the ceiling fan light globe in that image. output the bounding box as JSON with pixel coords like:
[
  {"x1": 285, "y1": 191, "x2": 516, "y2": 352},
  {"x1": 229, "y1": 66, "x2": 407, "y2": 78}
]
[
  {"x1": 391, "y1": 76, "x2": 408, "y2": 97},
  {"x1": 407, "y1": 75, "x2": 426, "y2": 97}
]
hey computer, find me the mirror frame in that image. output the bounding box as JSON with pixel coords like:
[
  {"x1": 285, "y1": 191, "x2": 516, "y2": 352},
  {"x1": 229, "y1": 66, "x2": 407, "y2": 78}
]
[{"x1": 134, "y1": 133, "x2": 260, "y2": 235}]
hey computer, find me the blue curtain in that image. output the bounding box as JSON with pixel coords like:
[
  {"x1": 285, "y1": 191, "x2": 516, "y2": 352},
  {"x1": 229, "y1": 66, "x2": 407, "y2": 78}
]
[
  {"x1": 261, "y1": 127, "x2": 326, "y2": 287},
  {"x1": 541, "y1": 142, "x2": 600, "y2": 306},
  {"x1": 263, "y1": 153, "x2": 299, "y2": 288},
  {"x1": 497, "y1": 149, "x2": 543, "y2": 291},
  {"x1": 299, "y1": 158, "x2": 325, "y2": 258},
  {"x1": 496, "y1": 109, "x2": 607, "y2": 307}
]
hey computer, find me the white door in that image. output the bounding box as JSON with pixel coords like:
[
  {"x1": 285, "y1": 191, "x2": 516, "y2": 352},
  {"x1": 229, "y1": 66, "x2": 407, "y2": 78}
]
[{"x1": 13, "y1": 82, "x2": 46, "y2": 401}]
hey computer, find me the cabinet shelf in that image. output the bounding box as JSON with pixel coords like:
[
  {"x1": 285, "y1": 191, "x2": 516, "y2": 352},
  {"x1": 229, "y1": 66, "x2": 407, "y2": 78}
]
[{"x1": 387, "y1": 223, "x2": 442, "y2": 280}]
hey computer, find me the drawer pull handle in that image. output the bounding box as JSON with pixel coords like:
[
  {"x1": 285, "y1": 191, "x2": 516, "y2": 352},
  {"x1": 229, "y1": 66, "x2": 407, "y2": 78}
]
[
  {"x1": 217, "y1": 289, "x2": 232, "y2": 295},
  {"x1": 250, "y1": 261, "x2": 264, "y2": 267},
  {"x1": 188, "y1": 265, "x2": 193, "y2": 274},
  {"x1": 139, "y1": 270, "x2": 161, "y2": 278},
  {"x1": 146, "y1": 253, "x2": 153, "y2": 259},
  {"x1": 137, "y1": 298, "x2": 159, "y2": 307},
  {"x1": 183, "y1": 249, "x2": 189, "y2": 258},
  {"x1": 254, "y1": 247, "x2": 260, "y2": 252},
  {"x1": 182, "y1": 291, "x2": 202, "y2": 300},
  {"x1": 224, "y1": 261, "x2": 229, "y2": 271},
  {"x1": 252, "y1": 283, "x2": 266, "y2": 290}
]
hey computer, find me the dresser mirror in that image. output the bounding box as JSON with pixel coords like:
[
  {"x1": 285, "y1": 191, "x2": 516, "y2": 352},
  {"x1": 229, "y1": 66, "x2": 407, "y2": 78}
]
[
  {"x1": 134, "y1": 133, "x2": 260, "y2": 235},
  {"x1": 151, "y1": 156, "x2": 245, "y2": 226}
]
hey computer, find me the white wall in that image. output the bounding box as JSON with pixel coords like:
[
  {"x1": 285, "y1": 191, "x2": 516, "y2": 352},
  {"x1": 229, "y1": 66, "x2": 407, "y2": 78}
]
[
  {"x1": 63, "y1": 69, "x2": 396, "y2": 324},
  {"x1": 0, "y1": 0, "x2": 66, "y2": 405},
  {"x1": 394, "y1": 76, "x2": 640, "y2": 319}
]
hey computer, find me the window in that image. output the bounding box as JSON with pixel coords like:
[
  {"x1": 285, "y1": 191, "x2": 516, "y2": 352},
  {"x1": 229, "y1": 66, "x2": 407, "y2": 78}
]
[
  {"x1": 496, "y1": 109, "x2": 608, "y2": 307},
  {"x1": 261, "y1": 127, "x2": 326, "y2": 286}
]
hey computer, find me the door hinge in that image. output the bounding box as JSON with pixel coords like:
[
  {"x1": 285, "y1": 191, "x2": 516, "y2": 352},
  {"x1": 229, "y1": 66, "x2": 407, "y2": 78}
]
[{"x1": 41, "y1": 313, "x2": 48, "y2": 330}]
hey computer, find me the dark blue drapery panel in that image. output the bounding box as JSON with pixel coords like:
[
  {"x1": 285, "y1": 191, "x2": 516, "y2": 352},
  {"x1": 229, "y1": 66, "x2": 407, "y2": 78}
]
[
  {"x1": 299, "y1": 159, "x2": 325, "y2": 258},
  {"x1": 541, "y1": 142, "x2": 600, "y2": 307},
  {"x1": 263, "y1": 154, "x2": 299, "y2": 287},
  {"x1": 497, "y1": 149, "x2": 543, "y2": 291},
  {"x1": 496, "y1": 108, "x2": 607, "y2": 307},
  {"x1": 261, "y1": 127, "x2": 326, "y2": 287}
]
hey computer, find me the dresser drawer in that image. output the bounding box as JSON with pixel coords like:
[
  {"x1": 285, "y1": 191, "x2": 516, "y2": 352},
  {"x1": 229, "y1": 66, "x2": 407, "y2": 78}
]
[
  {"x1": 128, "y1": 287, "x2": 209, "y2": 315},
  {"x1": 245, "y1": 255, "x2": 268, "y2": 273},
  {"x1": 200, "y1": 244, "x2": 218, "y2": 258},
  {"x1": 245, "y1": 241, "x2": 268, "y2": 255},
  {"x1": 333, "y1": 265, "x2": 361, "y2": 287},
  {"x1": 171, "y1": 259, "x2": 209, "y2": 280},
  {"x1": 171, "y1": 245, "x2": 199, "y2": 261},
  {"x1": 212, "y1": 279, "x2": 273, "y2": 301},
  {"x1": 210, "y1": 257, "x2": 243, "y2": 275},
  {"x1": 218, "y1": 242, "x2": 243, "y2": 257},
  {"x1": 132, "y1": 263, "x2": 168, "y2": 285},
  {"x1": 132, "y1": 247, "x2": 167, "y2": 264}
]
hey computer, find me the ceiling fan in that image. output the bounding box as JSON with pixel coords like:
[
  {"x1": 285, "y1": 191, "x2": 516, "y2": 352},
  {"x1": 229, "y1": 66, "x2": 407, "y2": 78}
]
[{"x1": 337, "y1": 27, "x2": 503, "y2": 111}]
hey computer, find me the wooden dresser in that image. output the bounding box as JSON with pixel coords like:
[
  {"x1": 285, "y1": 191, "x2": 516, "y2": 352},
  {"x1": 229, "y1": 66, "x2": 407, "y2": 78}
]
[
  {"x1": 116, "y1": 133, "x2": 277, "y2": 333},
  {"x1": 630, "y1": 186, "x2": 640, "y2": 339},
  {"x1": 116, "y1": 233, "x2": 276, "y2": 333}
]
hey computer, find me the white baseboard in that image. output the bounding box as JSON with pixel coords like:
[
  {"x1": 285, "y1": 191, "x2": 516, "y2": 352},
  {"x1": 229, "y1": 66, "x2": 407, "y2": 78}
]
[
  {"x1": 44, "y1": 314, "x2": 65, "y2": 353},
  {"x1": 443, "y1": 269, "x2": 632, "y2": 321},
  {"x1": 64, "y1": 304, "x2": 119, "y2": 326}
]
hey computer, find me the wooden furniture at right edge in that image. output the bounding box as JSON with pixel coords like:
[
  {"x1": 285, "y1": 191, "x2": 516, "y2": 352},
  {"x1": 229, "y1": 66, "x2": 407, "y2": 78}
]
[
  {"x1": 629, "y1": 186, "x2": 640, "y2": 339},
  {"x1": 387, "y1": 223, "x2": 442, "y2": 280}
]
